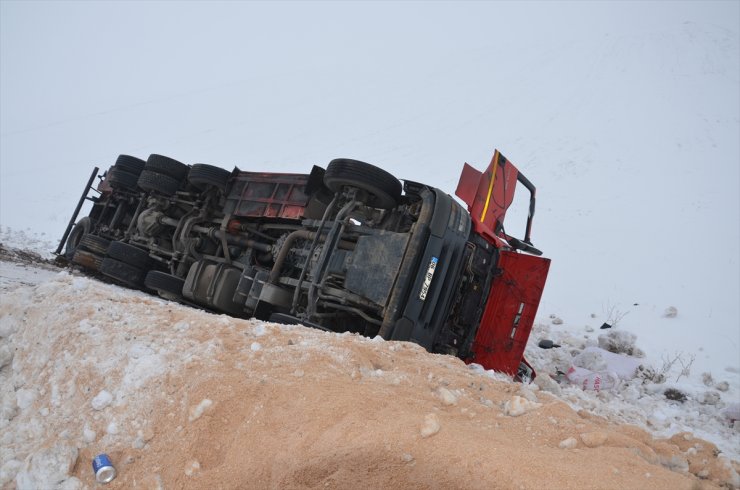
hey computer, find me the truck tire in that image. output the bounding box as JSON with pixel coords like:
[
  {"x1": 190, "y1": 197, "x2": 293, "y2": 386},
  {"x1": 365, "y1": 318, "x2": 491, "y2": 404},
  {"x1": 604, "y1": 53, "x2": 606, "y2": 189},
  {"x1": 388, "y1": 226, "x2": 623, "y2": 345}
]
[
  {"x1": 188, "y1": 164, "x2": 231, "y2": 191},
  {"x1": 107, "y1": 241, "x2": 151, "y2": 269},
  {"x1": 72, "y1": 249, "x2": 103, "y2": 271},
  {"x1": 145, "y1": 270, "x2": 185, "y2": 296},
  {"x1": 324, "y1": 158, "x2": 401, "y2": 209},
  {"x1": 64, "y1": 217, "x2": 91, "y2": 259},
  {"x1": 114, "y1": 155, "x2": 146, "y2": 176},
  {"x1": 99, "y1": 257, "x2": 145, "y2": 288},
  {"x1": 107, "y1": 167, "x2": 139, "y2": 190},
  {"x1": 137, "y1": 170, "x2": 180, "y2": 196},
  {"x1": 78, "y1": 234, "x2": 111, "y2": 256},
  {"x1": 145, "y1": 154, "x2": 189, "y2": 181}
]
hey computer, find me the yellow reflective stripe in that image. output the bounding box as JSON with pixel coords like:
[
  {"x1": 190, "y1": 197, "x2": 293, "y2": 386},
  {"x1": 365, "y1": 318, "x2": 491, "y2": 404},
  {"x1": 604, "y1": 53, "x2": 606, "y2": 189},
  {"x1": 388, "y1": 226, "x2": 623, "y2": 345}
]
[{"x1": 479, "y1": 150, "x2": 499, "y2": 223}]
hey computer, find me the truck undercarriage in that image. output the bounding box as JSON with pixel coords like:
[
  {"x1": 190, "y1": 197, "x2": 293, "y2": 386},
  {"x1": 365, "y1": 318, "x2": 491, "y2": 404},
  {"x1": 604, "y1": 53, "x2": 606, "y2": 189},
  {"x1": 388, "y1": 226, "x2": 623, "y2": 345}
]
[{"x1": 59, "y1": 151, "x2": 550, "y2": 380}]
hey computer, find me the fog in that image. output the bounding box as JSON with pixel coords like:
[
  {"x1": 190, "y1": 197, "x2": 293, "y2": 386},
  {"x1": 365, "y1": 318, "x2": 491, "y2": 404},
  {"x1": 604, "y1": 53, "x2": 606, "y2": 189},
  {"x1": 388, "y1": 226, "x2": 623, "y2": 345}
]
[{"x1": 1, "y1": 1, "x2": 738, "y2": 372}]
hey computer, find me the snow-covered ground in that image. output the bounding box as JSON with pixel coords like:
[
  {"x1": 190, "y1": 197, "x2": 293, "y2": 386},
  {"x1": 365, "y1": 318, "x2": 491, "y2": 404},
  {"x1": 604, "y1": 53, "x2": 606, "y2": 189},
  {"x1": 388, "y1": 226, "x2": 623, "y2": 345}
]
[
  {"x1": 1, "y1": 1, "x2": 738, "y2": 487},
  {"x1": 1, "y1": 237, "x2": 738, "y2": 488}
]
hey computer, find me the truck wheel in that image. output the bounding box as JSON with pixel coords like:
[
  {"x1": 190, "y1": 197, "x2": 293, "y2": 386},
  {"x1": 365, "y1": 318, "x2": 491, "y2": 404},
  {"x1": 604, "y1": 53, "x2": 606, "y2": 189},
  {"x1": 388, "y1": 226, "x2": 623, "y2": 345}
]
[
  {"x1": 64, "y1": 216, "x2": 91, "y2": 259},
  {"x1": 145, "y1": 270, "x2": 185, "y2": 297},
  {"x1": 137, "y1": 170, "x2": 180, "y2": 196},
  {"x1": 78, "y1": 234, "x2": 110, "y2": 256},
  {"x1": 145, "y1": 154, "x2": 189, "y2": 181},
  {"x1": 324, "y1": 158, "x2": 401, "y2": 209},
  {"x1": 99, "y1": 257, "x2": 145, "y2": 288},
  {"x1": 107, "y1": 167, "x2": 139, "y2": 190},
  {"x1": 188, "y1": 164, "x2": 231, "y2": 191},
  {"x1": 72, "y1": 250, "x2": 103, "y2": 271},
  {"x1": 107, "y1": 241, "x2": 151, "y2": 269},
  {"x1": 114, "y1": 155, "x2": 146, "y2": 176}
]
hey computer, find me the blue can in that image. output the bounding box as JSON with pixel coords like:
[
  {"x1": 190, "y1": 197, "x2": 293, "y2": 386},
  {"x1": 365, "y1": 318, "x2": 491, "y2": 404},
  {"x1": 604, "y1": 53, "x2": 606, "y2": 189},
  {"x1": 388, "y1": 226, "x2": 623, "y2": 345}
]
[{"x1": 92, "y1": 453, "x2": 116, "y2": 483}]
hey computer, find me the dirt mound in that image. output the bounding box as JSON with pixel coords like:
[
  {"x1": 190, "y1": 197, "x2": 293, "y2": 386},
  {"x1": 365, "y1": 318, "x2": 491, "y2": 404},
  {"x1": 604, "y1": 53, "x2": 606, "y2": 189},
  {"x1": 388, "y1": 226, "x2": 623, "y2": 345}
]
[{"x1": 1, "y1": 272, "x2": 738, "y2": 489}]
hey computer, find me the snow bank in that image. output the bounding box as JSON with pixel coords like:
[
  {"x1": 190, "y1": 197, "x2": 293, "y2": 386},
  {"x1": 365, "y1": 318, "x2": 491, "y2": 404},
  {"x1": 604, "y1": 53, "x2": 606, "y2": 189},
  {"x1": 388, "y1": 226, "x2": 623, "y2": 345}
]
[{"x1": 526, "y1": 320, "x2": 740, "y2": 461}]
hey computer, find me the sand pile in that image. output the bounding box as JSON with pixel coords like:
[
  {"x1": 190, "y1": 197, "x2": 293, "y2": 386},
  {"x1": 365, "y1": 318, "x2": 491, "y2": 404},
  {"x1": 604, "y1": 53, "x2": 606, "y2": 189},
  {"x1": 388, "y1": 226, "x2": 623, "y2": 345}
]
[{"x1": 1, "y1": 271, "x2": 738, "y2": 489}]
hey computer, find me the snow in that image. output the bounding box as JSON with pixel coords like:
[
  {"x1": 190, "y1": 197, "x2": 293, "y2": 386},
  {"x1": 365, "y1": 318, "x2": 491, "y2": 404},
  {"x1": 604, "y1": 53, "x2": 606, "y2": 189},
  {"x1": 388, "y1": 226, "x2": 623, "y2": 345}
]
[
  {"x1": 0, "y1": 2, "x2": 738, "y2": 486},
  {"x1": 525, "y1": 320, "x2": 740, "y2": 460}
]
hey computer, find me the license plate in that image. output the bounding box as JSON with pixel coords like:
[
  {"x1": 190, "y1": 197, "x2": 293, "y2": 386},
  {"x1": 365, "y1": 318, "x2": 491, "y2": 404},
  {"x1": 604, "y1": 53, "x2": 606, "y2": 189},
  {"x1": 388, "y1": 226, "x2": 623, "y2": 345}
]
[{"x1": 419, "y1": 256, "x2": 438, "y2": 301}]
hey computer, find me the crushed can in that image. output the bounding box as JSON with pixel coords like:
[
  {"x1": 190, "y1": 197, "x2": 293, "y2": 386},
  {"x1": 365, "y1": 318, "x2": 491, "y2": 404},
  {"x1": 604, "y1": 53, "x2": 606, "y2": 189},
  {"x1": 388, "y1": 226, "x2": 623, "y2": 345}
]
[{"x1": 92, "y1": 453, "x2": 116, "y2": 483}]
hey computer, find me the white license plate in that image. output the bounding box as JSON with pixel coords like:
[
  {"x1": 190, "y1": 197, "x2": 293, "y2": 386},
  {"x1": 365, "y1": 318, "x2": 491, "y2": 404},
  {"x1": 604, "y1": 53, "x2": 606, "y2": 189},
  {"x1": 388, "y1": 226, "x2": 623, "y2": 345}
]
[{"x1": 419, "y1": 256, "x2": 439, "y2": 301}]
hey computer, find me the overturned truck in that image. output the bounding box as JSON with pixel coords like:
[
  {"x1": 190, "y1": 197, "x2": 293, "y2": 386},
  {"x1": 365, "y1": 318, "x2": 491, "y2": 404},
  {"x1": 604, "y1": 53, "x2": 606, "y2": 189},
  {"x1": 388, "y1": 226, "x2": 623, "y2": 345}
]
[{"x1": 58, "y1": 151, "x2": 550, "y2": 380}]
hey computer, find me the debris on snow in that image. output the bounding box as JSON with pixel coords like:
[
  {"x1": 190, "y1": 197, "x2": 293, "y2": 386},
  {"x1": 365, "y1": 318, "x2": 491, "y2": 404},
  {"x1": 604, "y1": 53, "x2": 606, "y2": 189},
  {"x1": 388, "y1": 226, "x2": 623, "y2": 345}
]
[
  {"x1": 664, "y1": 388, "x2": 688, "y2": 403},
  {"x1": 663, "y1": 306, "x2": 678, "y2": 318},
  {"x1": 598, "y1": 329, "x2": 644, "y2": 357},
  {"x1": 715, "y1": 381, "x2": 730, "y2": 392}
]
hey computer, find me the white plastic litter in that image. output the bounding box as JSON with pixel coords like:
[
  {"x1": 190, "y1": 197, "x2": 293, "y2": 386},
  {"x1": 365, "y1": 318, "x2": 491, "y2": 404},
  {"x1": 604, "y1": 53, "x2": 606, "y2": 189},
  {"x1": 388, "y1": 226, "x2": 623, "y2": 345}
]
[{"x1": 565, "y1": 366, "x2": 619, "y2": 392}]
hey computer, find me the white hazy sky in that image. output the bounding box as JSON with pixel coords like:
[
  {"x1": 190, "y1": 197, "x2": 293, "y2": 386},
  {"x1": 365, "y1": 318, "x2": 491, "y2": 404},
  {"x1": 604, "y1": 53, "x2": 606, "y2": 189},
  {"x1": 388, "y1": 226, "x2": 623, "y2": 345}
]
[{"x1": 1, "y1": 1, "x2": 738, "y2": 371}]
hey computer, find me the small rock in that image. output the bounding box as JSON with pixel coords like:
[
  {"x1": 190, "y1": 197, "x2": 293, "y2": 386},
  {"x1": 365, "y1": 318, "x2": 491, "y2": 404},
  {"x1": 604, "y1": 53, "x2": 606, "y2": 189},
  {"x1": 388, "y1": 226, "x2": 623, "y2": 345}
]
[
  {"x1": 701, "y1": 391, "x2": 721, "y2": 405},
  {"x1": 559, "y1": 437, "x2": 578, "y2": 449},
  {"x1": 715, "y1": 381, "x2": 730, "y2": 392},
  {"x1": 551, "y1": 317, "x2": 564, "y2": 325},
  {"x1": 660, "y1": 454, "x2": 689, "y2": 474},
  {"x1": 503, "y1": 396, "x2": 542, "y2": 417},
  {"x1": 437, "y1": 387, "x2": 458, "y2": 406},
  {"x1": 293, "y1": 369, "x2": 305, "y2": 378},
  {"x1": 580, "y1": 431, "x2": 608, "y2": 448},
  {"x1": 82, "y1": 427, "x2": 96, "y2": 443},
  {"x1": 189, "y1": 399, "x2": 213, "y2": 422},
  {"x1": 420, "y1": 413, "x2": 441, "y2": 438},
  {"x1": 91, "y1": 390, "x2": 113, "y2": 411},
  {"x1": 0, "y1": 344, "x2": 13, "y2": 369},
  {"x1": 585, "y1": 326, "x2": 594, "y2": 332},
  {"x1": 184, "y1": 460, "x2": 200, "y2": 476},
  {"x1": 401, "y1": 453, "x2": 415, "y2": 463},
  {"x1": 701, "y1": 372, "x2": 714, "y2": 387}
]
